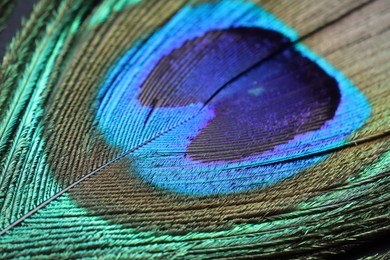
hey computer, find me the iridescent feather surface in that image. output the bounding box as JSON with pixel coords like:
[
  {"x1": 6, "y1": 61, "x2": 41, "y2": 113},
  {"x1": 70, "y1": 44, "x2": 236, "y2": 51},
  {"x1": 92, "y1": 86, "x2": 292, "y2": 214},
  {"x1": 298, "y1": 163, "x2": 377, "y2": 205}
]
[{"x1": 0, "y1": 0, "x2": 389, "y2": 258}]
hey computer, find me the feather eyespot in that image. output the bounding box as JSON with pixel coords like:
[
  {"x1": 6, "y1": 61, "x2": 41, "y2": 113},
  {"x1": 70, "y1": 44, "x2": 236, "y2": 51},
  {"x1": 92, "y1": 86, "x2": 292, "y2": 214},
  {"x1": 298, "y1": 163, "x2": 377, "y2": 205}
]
[{"x1": 96, "y1": 2, "x2": 370, "y2": 195}]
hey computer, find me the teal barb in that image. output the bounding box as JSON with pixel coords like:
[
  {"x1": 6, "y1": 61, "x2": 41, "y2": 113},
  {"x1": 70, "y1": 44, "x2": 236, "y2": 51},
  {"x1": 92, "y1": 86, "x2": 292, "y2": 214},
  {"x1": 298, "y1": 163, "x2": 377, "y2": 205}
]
[{"x1": 0, "y1": 0, "x2": 389, "y2": 258}]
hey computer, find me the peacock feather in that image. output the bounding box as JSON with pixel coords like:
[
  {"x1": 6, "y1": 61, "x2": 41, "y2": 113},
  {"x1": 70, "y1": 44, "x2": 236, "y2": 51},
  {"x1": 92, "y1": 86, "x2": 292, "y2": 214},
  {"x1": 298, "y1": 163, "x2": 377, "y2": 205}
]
[{"x1": 0, "y1": 0, "x2": 389, "y2": 258}]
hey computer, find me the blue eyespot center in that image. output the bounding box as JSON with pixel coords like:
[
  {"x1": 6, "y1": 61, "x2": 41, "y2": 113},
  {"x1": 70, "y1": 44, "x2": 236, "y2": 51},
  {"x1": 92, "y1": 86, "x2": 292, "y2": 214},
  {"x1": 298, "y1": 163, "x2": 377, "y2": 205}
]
[
  {"x1": 137, "y1": 27, "x2": 341, "y2": 162},
  {"x1": 96, "y1": 1, "x2": 370, "y2": 195}
]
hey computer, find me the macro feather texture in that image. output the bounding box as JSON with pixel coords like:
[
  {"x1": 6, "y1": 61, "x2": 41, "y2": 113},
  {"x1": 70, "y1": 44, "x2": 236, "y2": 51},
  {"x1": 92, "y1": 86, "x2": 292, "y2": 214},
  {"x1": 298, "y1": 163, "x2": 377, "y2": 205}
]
[{"x1": 0, "y1": 0, "x2": 389, "y2": 258}]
